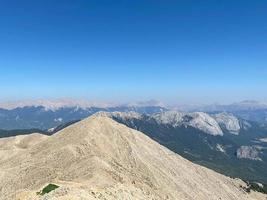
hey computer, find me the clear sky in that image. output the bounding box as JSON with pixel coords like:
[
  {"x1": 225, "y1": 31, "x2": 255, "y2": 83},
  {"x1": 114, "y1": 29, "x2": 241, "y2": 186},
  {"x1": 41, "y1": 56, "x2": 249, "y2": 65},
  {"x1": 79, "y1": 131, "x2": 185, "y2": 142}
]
[{"x1": 0, "y1": 0, "x2": 266, "y2": 104}]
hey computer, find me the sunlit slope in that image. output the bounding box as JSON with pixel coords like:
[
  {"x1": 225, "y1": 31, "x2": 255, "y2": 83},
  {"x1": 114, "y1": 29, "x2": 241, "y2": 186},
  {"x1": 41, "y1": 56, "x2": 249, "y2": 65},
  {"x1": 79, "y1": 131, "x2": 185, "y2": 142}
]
[{"x1": 0, "y1": 114, "x2": 266, "y2": 200}]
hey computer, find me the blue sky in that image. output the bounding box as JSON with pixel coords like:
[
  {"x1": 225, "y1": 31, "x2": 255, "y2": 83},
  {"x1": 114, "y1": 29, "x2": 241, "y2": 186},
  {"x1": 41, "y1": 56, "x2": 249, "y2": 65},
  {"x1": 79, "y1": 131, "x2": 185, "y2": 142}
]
[{"x1": 0, "y1": 0, "x2": 266, "y2": 104}]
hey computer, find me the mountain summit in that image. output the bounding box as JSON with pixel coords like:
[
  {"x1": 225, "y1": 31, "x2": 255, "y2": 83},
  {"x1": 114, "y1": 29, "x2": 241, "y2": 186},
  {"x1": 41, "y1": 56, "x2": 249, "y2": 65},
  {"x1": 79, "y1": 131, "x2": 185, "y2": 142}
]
[{"x1": 0, "y1": 114, "x2": 265, "y2": 200}]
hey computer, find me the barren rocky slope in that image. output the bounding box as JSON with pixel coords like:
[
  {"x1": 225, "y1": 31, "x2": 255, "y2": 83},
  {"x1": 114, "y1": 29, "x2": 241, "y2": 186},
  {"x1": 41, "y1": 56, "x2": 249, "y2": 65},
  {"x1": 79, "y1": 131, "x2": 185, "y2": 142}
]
[
  {"x1": 0, "y1": 114, "x2": 266, "y2": 200},
  {"x1": 0, "y1": 133, "x2": 48, "y2": 162}
]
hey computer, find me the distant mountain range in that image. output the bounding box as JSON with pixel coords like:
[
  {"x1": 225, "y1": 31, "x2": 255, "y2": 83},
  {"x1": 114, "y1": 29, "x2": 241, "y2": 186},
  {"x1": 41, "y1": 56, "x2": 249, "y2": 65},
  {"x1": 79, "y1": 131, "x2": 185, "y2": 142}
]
[
  {"x1": 0, "y1": 100, "x2": 267, "y2": 130},
  {"x1": 177, "y1": 100, "x2": 267, "y2": 123},
  {"x1": 0, "y1": 105, "x2": 166, "y2": 130},
  {"x1": 0, "y1": 99, "x2": 165, "y2": 110},
  {"x1": 180, "y1": 100, "x2": 267, "y2": 111}
]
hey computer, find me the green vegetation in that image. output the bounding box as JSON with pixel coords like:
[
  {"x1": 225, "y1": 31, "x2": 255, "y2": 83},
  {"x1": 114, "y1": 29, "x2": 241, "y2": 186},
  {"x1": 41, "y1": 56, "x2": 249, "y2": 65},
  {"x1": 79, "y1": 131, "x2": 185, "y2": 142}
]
[
  {"x1": 37, "y1": 184, "x2": 59, "y2": 195},
  {"x1": 246, "y1": 182, "x2": 267, "y2": 194}
]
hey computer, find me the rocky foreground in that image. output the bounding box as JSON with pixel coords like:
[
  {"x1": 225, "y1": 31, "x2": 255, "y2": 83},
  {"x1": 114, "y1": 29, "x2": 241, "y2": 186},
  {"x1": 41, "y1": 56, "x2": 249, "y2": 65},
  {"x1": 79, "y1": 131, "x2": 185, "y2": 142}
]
[{"x1": 0, "y1": 114, "x2": 266, "y2": 200}]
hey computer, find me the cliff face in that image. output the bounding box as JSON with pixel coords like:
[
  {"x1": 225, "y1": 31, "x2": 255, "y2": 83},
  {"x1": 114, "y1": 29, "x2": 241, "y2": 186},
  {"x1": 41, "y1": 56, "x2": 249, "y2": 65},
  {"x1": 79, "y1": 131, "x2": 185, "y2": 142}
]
[{"x1": 237, "y1": 146, "x2": 261, "y2": 161}]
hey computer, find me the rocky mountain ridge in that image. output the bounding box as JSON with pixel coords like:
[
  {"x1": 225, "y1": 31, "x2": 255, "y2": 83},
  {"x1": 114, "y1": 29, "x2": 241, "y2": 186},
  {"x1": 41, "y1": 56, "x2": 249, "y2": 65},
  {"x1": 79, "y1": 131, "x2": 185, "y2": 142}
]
[
  {"x1": 0, "y1": 114, "x2": 266, "y2": 200},
  {"x1": 105, "y1": 111, "x2": 267, "y2": 185},
  {"x1": 107, "y1": 111, "x2": 248, "y2": 136},
  {"x1": 0, "y1": 105, "x2": 166, "y2": 130}
]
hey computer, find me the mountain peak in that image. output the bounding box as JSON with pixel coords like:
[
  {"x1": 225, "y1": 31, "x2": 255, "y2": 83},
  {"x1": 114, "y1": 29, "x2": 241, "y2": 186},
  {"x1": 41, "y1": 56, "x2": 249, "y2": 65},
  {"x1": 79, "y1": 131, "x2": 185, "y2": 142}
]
[
  {"x1": 1, "y1": 115, "x2": 264, "y2": 199},
  {"x1": 151, "y1": 111, "x2": 223, "y2": 136},
  {"x1": 213, "y1": 112, "x2": 241, "y2": 135}
]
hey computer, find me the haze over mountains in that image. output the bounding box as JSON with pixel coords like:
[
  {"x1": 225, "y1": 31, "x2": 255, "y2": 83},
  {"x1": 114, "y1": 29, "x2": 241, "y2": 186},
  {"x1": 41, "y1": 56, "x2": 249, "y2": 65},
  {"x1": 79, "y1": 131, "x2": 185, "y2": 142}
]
[
  {"x1": 180, "y1": 100, "x2": 267, "y2": 123},
  {"x1": 178, "y1": 101, "x2": 267, "y2": 112},
  {"x1": 1, "y1": 99, "x2": 267, "y2": 111},
  {"x1": 0, "y1": 114, "x2": 266, "y2": 200},
  {"x1": 0, "y1": 99, "x2": 165, "y2": 110},
  {"x1": 0, "y1": 99, "x2": 267, "y2": 130},
  {"x1": 0, "y1": 99, "x2": 166, "y2": 130}
]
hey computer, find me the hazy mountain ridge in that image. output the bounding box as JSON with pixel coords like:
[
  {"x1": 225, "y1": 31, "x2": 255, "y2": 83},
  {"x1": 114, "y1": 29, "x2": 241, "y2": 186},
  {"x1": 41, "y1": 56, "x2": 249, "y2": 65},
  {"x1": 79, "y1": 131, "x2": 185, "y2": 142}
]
[
  {"x1": 0, "y1": 99, "x2": 165, "y2": 110},
  {"x1": 178, "y1": 101, "x2": 267, "y2": 124},
  {"x1": 0, "y1": 105, "x2": 166, "y2": 130},
  {"x1": 179, "y1": 101, "x2": 267, "y2": 112},
  {"x1": 107, "y1": 111, "x2": 250, "y2": 136},
  {"x1": 1, "y1": 100, "x2": 267, "y2": 130}
]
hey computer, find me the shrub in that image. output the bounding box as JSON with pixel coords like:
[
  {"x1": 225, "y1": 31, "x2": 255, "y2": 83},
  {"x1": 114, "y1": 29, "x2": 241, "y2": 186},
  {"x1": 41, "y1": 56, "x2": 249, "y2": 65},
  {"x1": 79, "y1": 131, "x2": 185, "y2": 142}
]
[{"x1": 37, "y1": 184, "x2": 59, "y2": 195}]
